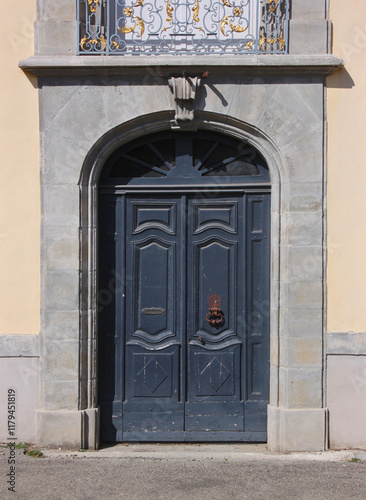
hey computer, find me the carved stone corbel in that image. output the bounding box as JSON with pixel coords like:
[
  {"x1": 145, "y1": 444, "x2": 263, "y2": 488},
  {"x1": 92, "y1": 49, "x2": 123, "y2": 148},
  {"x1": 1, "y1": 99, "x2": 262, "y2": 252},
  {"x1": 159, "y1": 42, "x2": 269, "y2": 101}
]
[{"x1": 168, "y1": 72, "x2": 208, "y2": 127}]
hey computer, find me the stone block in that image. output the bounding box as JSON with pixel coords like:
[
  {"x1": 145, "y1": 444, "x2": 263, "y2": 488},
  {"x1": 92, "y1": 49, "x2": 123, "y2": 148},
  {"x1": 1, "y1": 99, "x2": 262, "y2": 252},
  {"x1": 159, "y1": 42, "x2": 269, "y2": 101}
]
[
  {"x1": 270, "y1": 334, "x2": 279, "y2": 367},
  {"x1": 42, "y1": 310, "x2": 80, "y2": 341},
  {"x1": 269, "y1": 365, "x2": 279, "y2": 405},
  {"x1": 280, "y1": 338, "x2": 323, "y2": 369},
  {"x1": 280, "y1": 367, "x2": 322, "y2": 408},
  {"x1": 0, "y1": 335, "x2": 39, "y2": 357},
  {"x1": 0, "y1": 358, "x2": 39, "y2": 443},
  {"x1": 80, "y1": 270, "x2": 98, "y2": 312},
  {"x1": 42, "y1": 131, "x2": 85, "y2": 186},
  {"x1": 281, "y1": 126, "x2": 323, "y2": 183},
  {"x1": 267, "y1": 405, "x2": 280, "y2": 451},
  {"x1": 327, "y1": 355, "x2": 366, "y2": 449},
  {"x1": 83, "y1": 408, "x2": 99, "y2": 450},
  {"x1": 287, "y1": 182, "x2": 323, "y2": 212},
  {"x1": 286, "y1": 281, "x2": 323, "y2": 310},
  {"x1": 37, "y1": 408, "x2": 99, "y2": 449},
  {"x1": 43, "y1": 226, "x2": 79, "y2": 271},
  {"x1": 230, "y1": 81, "x2": 279, "y2": 127},
  {"x1": 257, "y1": 84, "x2": 322, "y2": 150},
  {"x1": 283, "y1": 212, "x2": 323, "y2": 246},
  {"x1": 38, "y1": 0, "x2": 76, "y2": 21},
  {"x1": 326, "y1": 332, "x2": 366, "y2": 355},
  {"x1": 42, "y1": 185, "x2": 79, "y2": 227},
  {"x1": 286, "y1": 246, "x2": 323, "y2": 283},
  {"x1": 285, "y1": 308, "x2": 323, "y2": 339},
  {"x1": 268, "y1": 405, "x2": 327, "y2": 452},
  {"x1": 43, "y1": 380, "x2": 79, "y2": 410},
  {"x1": 43, "y1": 270, "x2": 79, "y2": 311},
  {"x1": 42, "y1": 340, "x2": 80, "y2": 381},
  {"x1": 289, "y1": 20, "x2": 330, "y2": 55},
  {"x1": 200, "y1": 80, "x2": 271, "y2": 124},
  {"x1": 98, "y1": 84, "x2": 145, "y2": 131},
  {"x1": 131, "y1": 84, "x2": 173, "y2": 117},
  {"x1": 296, "y1": 81, "x2": 324, "y2": 122},
  {"x1": 37, "y1": 410, "x2": 82, "y2": 448},
  {"x1": 40, "y1": 85, "x2": 80, "y2": 130},
  {"x1": 35, "y1": 20, "x2": 78, "y2": 56},
  {"x1": 45, "y1": 86, "x2": 111, "y2": 151},
  {"x1": 291, "y1": 0, "x2": 326, "y2": 19}
]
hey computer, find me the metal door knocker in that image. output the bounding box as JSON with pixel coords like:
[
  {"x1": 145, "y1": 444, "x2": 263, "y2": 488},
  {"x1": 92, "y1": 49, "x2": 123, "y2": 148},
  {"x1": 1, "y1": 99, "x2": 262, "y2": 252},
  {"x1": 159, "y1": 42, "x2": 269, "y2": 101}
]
[{"x1": 206, "y1": 293, "x2": 224, "y2": 327}]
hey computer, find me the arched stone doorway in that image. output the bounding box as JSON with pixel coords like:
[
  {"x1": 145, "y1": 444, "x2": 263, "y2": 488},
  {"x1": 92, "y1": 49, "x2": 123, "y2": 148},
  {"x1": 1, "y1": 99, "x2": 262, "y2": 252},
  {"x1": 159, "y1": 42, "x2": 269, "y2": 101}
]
[{"x1": 97, "y1": 129, "x2": 271, "y2": 442}]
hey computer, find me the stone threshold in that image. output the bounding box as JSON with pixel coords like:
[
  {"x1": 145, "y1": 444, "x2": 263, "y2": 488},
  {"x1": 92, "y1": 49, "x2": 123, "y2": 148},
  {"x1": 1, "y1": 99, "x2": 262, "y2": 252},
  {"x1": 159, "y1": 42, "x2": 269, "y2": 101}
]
[
  {"x1": 41, "y1": 443, "x2": 366, "y2": 461},
  {"x1": 19, "y1": 54, "x2": 343, "y2": 78}
]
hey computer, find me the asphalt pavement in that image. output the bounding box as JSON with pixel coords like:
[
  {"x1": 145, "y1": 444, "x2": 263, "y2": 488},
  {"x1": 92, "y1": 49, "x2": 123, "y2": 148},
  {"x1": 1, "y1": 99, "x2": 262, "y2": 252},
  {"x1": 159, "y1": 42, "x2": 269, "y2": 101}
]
[{"x1": 1, "y1": 444, "x2": 366, "y2": 499}]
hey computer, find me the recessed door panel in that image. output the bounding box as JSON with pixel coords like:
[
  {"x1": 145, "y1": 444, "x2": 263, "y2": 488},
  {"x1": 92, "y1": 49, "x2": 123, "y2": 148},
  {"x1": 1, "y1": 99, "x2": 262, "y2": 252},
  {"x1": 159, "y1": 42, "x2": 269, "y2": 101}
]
[
  {"x1": 132, "y1": 202, "x2": 176, "y2": 234},
  {"x1": 133, "y1": 240, "x2": 174, "y2": 339},
  {"x1": 194, "y1": 239, "x2": 236, "y2": 339},
  {"x1": 193, "y1": 202, "x2": 238, "y2": 234}
]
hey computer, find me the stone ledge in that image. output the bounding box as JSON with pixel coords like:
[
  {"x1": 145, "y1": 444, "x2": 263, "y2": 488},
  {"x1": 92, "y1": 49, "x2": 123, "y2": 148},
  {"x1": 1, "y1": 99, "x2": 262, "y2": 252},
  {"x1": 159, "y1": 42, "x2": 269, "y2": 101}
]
[
  {"x1": 326, "y1": 332, "x2": 366, "y2": 355},
  {"x1": 0, "y1": 334, "x2": 39, "y2": 357},
  {"x1": 19, "y1": 54, "x2": 344, "y2": 78}
]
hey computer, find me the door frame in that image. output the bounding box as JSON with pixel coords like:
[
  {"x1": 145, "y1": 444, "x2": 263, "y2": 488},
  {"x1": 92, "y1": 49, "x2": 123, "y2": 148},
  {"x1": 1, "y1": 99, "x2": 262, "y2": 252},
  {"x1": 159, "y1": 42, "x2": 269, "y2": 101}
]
[{"x1": 78, "y1": 113, "x2": 282, "y2": 446}]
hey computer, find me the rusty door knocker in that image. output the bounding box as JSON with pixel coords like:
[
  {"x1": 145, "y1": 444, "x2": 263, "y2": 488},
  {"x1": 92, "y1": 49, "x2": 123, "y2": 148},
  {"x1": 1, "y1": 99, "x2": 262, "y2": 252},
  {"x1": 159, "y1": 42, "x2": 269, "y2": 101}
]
[{"x1": 206, "y1": 293, "x2": 224, "y2": 326}]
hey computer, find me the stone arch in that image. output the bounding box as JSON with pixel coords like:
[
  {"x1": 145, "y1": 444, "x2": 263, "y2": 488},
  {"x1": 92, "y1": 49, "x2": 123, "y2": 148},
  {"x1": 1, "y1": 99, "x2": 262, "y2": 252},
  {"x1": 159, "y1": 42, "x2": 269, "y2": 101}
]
[{"x1": 78, "y1": 111, "x2": 288, "y2": 446}]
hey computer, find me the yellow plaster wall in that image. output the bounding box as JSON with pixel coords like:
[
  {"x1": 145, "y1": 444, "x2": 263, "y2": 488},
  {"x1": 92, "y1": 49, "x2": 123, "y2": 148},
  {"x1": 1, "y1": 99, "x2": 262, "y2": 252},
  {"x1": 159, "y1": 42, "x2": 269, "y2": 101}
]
[
  {"x1": 0, "y1": 0, "x2": 40, "y2": 334},
  {"x1": 1, "y1": 1, "x2": 365, "y2": 335},
  {"x1": 327, "y1": 1, "x2": 366, "y2": 332}
]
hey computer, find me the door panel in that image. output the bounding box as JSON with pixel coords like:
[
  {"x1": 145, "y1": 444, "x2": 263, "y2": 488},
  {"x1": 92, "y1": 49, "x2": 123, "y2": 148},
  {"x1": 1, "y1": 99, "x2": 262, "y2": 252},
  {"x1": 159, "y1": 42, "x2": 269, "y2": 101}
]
[
  {"x1": 186, "y1": 197, "x2": 244, "y2": 431},
  {"x1": 123, "y1": 197, "x2": 183, "y2": 438},
  {"x1": 98, "y1": 191, "x2": 270, "y2": 442}
]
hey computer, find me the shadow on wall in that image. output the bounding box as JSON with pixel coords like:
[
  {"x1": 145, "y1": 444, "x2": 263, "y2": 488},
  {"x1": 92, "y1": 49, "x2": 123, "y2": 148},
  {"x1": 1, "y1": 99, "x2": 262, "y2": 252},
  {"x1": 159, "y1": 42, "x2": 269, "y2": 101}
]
[{"x1": 327, "y1": 68, "x2": 355, "y2": 89}]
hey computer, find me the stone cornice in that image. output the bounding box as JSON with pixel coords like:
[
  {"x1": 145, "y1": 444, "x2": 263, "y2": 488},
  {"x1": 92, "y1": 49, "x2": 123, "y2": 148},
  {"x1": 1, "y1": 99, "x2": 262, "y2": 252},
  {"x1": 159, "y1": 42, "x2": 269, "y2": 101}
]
[{"x1": 19, "y1": 54, "x2": 344, "y2": 78}]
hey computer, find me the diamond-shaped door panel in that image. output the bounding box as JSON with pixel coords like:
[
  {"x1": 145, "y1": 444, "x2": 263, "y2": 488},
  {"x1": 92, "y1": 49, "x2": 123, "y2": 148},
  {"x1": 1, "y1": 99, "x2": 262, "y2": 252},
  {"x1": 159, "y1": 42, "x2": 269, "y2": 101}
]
[
  {"x1": 200, "y1": 357, "x2": 231, "y2": 393},
  {"x1": 137, "y1": 359, "x2": 168, "y2": 394},
  {"x1": 195, "y1": 352, "x2": 234, "y2": 397},
  {"x1": 133, "y1": 354, "x2": 173, "y2": 398}
]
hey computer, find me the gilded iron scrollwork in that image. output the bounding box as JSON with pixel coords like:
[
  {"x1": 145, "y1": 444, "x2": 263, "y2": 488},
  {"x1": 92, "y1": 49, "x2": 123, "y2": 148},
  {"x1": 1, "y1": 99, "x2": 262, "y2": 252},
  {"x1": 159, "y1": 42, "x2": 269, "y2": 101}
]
[
  {"x1": 79, "y1": 0, "x2": 106, "y2": 52},
  {"x1": 118, "y1": 5, "x2": 145, "y2": 38},
  {"x1": 259, "y1": 0, "x2": 287, "y2": 52},
  {"x1": 220, "y1": 6, "x2": 248, "y2": 38},
  {"x1": 87, "y1": 0, "x2": 100, "y2": 13},
  {"x1": 78, "y1": 0, "x2": 288, "y2": 55}
]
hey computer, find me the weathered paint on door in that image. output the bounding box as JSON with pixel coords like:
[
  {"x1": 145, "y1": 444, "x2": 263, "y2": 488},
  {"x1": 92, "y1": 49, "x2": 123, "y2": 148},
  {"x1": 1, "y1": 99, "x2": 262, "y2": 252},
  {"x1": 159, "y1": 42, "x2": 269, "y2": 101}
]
[{"x1": 98, "y1": 132, "x2": 270, "y2": 442}]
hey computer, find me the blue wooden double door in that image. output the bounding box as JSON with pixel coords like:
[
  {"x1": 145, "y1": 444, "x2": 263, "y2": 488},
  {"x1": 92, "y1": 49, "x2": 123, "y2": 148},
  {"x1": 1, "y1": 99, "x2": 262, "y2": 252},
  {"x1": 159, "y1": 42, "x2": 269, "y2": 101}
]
[{"x1": 99, "y1": 190, "x2": 270, "y2": 442}]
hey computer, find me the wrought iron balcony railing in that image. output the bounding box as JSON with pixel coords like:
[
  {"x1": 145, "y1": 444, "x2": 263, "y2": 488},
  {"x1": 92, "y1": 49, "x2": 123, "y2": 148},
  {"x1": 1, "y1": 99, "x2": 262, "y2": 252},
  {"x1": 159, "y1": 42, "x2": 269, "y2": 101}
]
[{"x1": 78, "y1": 0, "x2": 289, "y2": 56}]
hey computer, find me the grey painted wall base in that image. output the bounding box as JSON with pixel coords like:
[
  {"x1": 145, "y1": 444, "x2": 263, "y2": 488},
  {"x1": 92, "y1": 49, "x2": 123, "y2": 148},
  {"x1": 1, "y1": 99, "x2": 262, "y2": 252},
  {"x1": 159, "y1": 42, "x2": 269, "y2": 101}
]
[
  {"x1": 37, "y1": 408, "x2": 99, "y2": 450},
  {"x1": 0, "y1": 355, "x2": 39, "y2": 443},
  {"x1": 267, "y1": 405, "x2": 327, "y2": 452},
  {"x1": 327, "y1": 355, "x2": 366, "y2": 449}
]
